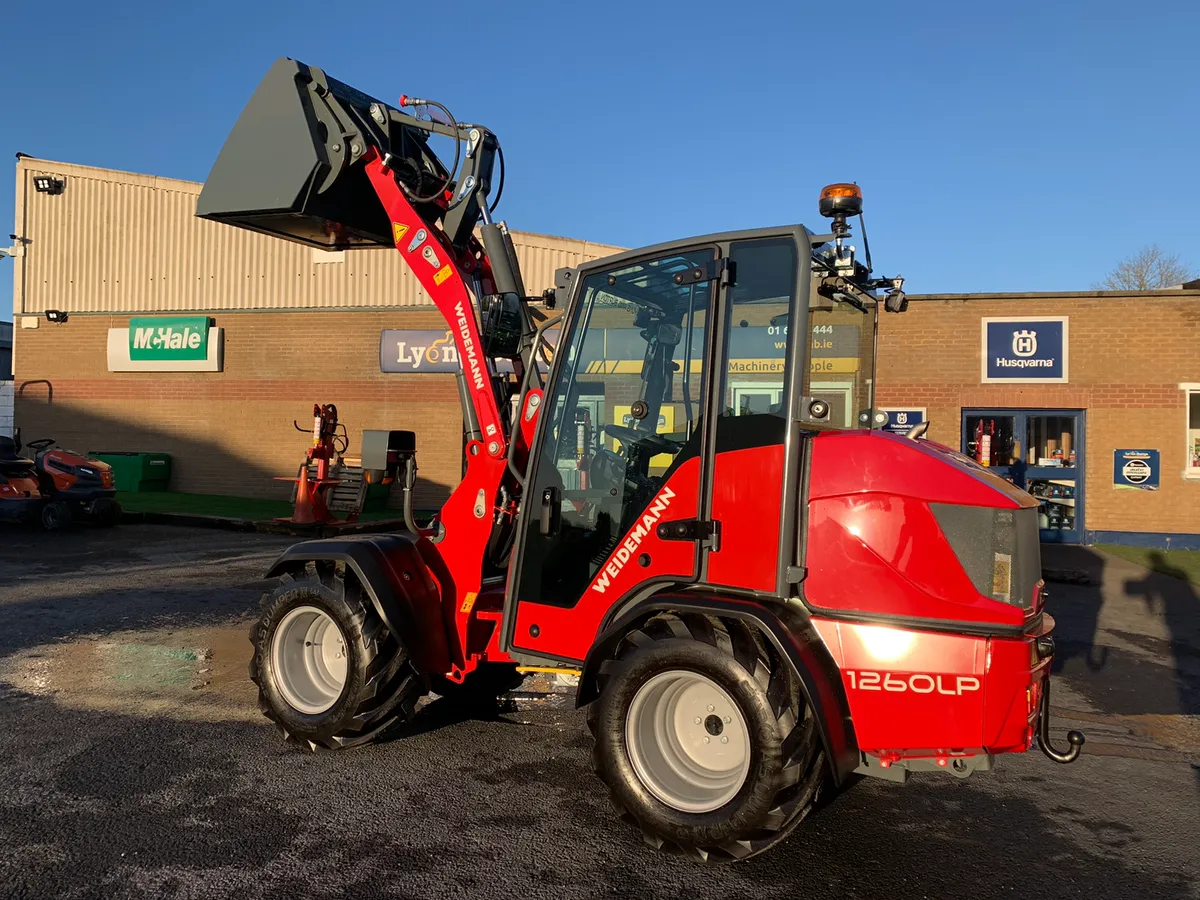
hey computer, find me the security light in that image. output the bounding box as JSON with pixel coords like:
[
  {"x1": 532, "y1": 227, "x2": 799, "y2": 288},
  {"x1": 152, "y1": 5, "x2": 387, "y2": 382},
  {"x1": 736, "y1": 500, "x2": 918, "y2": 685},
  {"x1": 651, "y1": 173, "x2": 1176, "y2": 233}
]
[
  {"x1": 1, "y1": 234, "x2": 26, "y2": 259},
  {"x1": 45, "y1": 310, "x2": 69, "y2": 324},
  {"x1": 33, "y1": 176, "x2": 65, "y2": 195}
]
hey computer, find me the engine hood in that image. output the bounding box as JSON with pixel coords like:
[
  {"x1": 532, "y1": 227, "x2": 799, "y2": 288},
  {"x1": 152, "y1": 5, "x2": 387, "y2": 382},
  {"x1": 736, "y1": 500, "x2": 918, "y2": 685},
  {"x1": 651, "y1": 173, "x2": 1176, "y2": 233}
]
[{"x1": 808, "y1": 429, "x2": 1037, "y2": 509}]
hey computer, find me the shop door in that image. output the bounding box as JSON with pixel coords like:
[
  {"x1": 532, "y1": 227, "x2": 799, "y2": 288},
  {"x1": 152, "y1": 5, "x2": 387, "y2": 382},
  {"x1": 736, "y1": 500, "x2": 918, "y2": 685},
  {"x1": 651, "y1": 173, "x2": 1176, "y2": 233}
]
[{"x1": 961, "y1": 409, "x2": 1085, "y2": 544}]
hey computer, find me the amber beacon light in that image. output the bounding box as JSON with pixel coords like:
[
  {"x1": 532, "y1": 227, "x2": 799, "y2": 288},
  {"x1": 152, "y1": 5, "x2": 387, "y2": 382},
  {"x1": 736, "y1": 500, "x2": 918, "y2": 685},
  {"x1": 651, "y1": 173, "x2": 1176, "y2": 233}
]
[{"x1": 819, "y1": 182, "x2": 863, "y2": 219}]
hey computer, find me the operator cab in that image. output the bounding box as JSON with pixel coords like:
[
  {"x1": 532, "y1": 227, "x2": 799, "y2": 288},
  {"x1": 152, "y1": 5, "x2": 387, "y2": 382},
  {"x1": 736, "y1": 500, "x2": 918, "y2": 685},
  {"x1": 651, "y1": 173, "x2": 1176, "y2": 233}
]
[{"x1": 509, "y1": 199, "x2": 904, "y2": 617}]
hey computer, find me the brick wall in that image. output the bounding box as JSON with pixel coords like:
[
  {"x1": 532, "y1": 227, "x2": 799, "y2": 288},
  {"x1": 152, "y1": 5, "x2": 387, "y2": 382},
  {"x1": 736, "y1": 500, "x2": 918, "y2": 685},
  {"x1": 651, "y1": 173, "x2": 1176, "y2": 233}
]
[
  {"x1": 12, "y1": 311, "x2": 463, "y2": 508},
  {"x1": 876, "y1": 295, "x2": 1200, "y2": 536},
  {"x1": 13, "y1": 294, "x2": 1200, "y2": 537},
  {"x1": 0, "y1": 381, "x2": 12, "y2": 437}
]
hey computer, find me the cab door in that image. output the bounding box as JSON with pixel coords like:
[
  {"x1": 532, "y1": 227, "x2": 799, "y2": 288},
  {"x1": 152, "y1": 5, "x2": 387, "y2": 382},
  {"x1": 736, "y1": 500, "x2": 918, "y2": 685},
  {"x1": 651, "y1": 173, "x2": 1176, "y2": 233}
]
[
  {"x1": 703, "y1": 236, "x2": 801, "y2": 596},
  {"x1": 505, "y1": 246, "x2": 719, "y2": 663}
]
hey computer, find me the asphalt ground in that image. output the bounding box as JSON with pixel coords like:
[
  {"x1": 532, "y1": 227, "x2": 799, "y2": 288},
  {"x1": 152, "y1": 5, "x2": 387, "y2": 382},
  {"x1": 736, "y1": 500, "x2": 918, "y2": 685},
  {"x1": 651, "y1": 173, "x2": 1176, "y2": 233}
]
[{"x1": 1, "y1": 524, "x2": 1197, "y2": 899}]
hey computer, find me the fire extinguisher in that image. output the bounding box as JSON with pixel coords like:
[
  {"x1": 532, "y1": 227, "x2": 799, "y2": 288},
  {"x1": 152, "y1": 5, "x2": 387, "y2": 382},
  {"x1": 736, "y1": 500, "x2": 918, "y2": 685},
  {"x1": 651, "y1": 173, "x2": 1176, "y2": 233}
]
[
  {"x1": 312, "y1": 408, "x2": 324, "y2": 446},
  {"x1": 974, "y1": 419, "x2": 993, "y2": 467},
  {"x1": 312, "y1": 404, "x2": 338, "y2": 448},
  {"x1": 574, "y1": 407, "x2": 591, "y2": 491}
]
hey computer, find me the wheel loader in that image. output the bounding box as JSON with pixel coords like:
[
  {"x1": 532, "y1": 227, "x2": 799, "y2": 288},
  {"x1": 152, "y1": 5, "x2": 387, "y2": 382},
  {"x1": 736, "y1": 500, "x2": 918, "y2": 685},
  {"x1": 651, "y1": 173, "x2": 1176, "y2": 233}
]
[{"x1": 196, "y1": 57, "x2": 1083, "y2": 862}]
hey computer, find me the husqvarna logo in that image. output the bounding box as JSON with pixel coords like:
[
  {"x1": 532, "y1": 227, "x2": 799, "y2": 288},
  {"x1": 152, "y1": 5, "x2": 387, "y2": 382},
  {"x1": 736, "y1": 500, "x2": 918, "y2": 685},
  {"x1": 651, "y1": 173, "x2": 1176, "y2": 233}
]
[
  {"x1": 1012, "y1": 330, "x2": 1038, "y2": 357},
  {"x1": 983, "y1": 317, "x2": 1068, "y2": 383}
]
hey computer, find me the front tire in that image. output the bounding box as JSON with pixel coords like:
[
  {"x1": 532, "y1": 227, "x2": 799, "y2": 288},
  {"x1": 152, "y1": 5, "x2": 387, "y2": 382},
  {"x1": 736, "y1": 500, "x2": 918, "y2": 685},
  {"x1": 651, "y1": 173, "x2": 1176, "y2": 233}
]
[
  {"x1": 249, "y1": 561, "x2": 423, "y2": 751},
  {"x1": 588, "y1": 612, "x2": 826, "y2": 862},
  {"x1": 90, "y1": 498, "x2": 122, "y2": 527}
]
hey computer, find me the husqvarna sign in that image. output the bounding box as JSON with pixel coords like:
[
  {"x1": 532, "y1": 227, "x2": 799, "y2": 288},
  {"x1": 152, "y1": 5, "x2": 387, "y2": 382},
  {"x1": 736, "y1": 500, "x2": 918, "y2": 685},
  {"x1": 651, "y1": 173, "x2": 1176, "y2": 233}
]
[{"x1": 981, "y1": 316, "x2": 1069, "y2": 384}]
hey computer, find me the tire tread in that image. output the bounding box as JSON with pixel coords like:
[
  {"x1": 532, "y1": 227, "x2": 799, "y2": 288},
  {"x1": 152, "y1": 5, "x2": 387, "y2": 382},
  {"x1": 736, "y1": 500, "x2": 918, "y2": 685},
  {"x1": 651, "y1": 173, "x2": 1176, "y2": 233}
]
[
  {"x1": 586, "y1": 610, "x2": 827, "y2": 862},
  {"x1": 249, "y1": 567, "x2": 422, "y2": 752}
]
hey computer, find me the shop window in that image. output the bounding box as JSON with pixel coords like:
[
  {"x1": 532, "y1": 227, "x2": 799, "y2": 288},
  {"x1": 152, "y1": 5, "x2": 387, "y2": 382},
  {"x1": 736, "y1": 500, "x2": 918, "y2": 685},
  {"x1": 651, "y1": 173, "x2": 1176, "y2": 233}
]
[
  {"x1": 964, "y1": 414, "x2": 1017, "y2": 468},
  {"x1": 1187, "y1": 386, "x2": 1200, "y2": 477},
  {"x1": 1025, "y1": 415, "x2": 1077, "y2": 468}
]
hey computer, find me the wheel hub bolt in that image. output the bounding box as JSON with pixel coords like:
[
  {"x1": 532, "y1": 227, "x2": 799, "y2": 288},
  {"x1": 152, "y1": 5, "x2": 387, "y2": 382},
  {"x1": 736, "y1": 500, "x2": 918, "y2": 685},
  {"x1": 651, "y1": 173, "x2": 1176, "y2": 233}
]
[
  {"x1": 721, "y1": 736, "x2": 728, "y2": 744},
  {"x1": 707, "y1": 705, "x2": 715, "y2": 712},
  {"x1": 694, "y1": 717, "x2": 702, "y2": 724}
]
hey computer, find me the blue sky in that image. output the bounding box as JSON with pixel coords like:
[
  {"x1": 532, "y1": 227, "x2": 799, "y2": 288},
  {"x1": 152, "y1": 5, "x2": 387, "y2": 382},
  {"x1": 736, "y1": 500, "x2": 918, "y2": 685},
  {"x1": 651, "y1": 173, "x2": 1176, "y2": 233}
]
[{"x1": 1, "y1": 0, "x2": 1197, "y2": 320}]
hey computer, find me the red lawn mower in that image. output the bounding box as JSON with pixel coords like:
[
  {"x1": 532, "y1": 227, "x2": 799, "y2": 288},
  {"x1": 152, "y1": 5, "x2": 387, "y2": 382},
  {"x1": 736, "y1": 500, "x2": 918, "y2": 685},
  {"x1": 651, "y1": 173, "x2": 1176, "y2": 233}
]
[
  {"x1": 13, "y1": 431, "x2": 121, "y2": 528},
  {"x1": 0, "y1": 436, "x2": 50, "y2": 528},
  {"x1": 196, "y1": 58, "x2": 1083, "y2": 862}
]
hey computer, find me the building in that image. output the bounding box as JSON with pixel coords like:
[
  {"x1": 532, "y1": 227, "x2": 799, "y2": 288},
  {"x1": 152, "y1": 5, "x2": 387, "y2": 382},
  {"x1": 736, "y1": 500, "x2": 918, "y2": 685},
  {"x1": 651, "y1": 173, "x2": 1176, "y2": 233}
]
[
  {"x1": 9, "y1": 157, "x2": 1200, "y2": 546},
  {"x1": 1, "y1": 320, "x2": 12, "y2": 436},
  {"x1": 8, "y1": 157, "x2": 622, "y2": 509},
  {"x1": 875, "y1": 291, "x2": 1200, "y2": 548}
]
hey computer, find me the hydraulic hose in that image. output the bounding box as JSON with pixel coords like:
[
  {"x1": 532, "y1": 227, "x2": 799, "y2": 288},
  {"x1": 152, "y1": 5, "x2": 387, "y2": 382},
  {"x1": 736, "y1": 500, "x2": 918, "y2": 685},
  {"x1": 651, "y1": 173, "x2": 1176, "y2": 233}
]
[
  {"x1": 402, "y1": 456, "x2": 421, "y2": 537},
  {"x1": 397, "y1": 97, "x2": 461, "y2": 205},
  {"x1": 488, "y1": 142, "x2": 505, "y2": 214}
]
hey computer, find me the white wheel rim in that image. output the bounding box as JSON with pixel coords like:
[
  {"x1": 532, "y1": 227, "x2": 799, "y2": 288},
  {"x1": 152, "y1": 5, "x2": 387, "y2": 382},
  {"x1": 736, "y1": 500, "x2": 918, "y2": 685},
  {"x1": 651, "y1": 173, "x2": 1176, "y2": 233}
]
[
  {"x1": 625, "y1": 670, "x2": 752, "y2": 813},
  {"x1": 271, "y1": 605, "x2": 349, "y2": 714}
]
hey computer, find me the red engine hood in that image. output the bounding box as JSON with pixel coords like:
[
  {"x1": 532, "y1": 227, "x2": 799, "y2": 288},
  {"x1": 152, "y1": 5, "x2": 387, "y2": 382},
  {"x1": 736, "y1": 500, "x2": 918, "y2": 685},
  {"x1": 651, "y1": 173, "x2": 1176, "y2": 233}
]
[
  {"x1": 808, "y1": 429, "x2": 1037, "y2": 509},
  {"x1": 45, "y1": 449, "x2": 112, "y2": 473}
]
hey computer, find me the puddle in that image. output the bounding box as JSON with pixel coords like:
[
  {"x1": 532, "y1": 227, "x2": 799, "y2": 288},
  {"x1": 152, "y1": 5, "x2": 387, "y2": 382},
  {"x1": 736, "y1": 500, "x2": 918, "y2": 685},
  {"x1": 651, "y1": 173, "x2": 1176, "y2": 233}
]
[{"x1": 0, "y1": 623, "x2": 260, "y2": 723}]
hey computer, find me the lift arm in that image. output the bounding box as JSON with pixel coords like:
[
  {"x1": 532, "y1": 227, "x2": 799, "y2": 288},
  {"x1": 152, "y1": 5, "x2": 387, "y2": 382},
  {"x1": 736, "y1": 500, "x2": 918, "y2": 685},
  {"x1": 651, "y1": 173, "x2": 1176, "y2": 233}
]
[
  {"x1": 196, "y1": 57, "x2": 537, "y2": 467},
  {"x1": 362, "y1": 150, "x2": 508, "y2": 459}
]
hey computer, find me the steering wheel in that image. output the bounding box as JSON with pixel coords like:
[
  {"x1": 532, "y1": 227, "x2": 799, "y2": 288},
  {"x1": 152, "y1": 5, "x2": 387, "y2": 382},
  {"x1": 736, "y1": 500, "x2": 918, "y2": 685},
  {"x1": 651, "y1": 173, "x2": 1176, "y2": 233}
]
[
  {"x1": 25, "y1": 438, "x2": 55, "y2": 451},
  {"x1": 604, "y1": 424, "x2": 681, "y2": 457}
]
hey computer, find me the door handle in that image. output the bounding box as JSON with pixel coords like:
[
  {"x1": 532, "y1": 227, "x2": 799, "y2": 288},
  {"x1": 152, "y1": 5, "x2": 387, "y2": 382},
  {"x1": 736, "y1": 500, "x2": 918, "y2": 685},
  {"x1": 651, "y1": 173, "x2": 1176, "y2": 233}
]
[{"x1": 539, "y1": 485, "x2": 561, "y2": 536}]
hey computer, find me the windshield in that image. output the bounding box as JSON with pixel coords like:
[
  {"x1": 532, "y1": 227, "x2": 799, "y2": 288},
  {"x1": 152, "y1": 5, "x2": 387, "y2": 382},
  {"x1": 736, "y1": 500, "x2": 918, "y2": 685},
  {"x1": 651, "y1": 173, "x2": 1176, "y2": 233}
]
[
  {"x1": 517, "y1": 249, "x2": 715, "y2": 605},
  {"x1": 805, "y1": 284, "x2": 877, "y2": 429},
  {"x1": 547, "y1": 251, "x2": 713, "y2": 482}
]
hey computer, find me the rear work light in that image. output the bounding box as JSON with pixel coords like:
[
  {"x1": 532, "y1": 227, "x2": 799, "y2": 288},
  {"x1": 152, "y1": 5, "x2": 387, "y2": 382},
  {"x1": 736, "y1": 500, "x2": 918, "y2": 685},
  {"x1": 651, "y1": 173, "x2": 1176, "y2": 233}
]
[{"x1": 929, "y1": 504, "x2": 1041, "y2": 610}]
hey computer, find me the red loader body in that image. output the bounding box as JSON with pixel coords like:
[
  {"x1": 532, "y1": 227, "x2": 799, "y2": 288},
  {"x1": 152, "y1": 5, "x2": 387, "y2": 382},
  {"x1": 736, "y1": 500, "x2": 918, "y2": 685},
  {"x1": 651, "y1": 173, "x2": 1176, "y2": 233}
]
[{"x1": 195, "y1": 57, "x2": 1082, "y2": 862}]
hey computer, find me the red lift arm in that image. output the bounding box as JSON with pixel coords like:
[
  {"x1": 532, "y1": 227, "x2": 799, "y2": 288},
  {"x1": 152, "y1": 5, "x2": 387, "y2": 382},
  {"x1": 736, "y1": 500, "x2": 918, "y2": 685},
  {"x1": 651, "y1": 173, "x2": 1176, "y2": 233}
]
[{"x1": 196, "y1": 57, "x2": 545, "y2": 677}]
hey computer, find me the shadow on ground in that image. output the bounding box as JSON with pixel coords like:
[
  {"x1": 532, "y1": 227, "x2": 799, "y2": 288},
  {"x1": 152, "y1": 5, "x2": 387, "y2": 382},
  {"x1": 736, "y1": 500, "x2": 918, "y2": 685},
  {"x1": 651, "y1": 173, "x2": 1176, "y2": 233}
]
[
  {"x1": 1045, "y1": 545, "x2": 1199, "y2": 719},
  {"x1": 0, "y1": 689, "x2": 1195, "y2": 900}
]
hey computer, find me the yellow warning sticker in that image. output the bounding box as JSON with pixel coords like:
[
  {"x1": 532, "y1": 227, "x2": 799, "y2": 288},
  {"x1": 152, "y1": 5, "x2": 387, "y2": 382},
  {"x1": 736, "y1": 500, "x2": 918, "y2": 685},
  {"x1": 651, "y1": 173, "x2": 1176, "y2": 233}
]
[
  {"x1": 392, "y1": 223, "x2": 409, "y2": 243},
  {"x1": 434, "y1": 264, "x2": 454, "y2": 286},
  {"x1": 459, "y1": 591, "x2": 478, "y2": 614}
]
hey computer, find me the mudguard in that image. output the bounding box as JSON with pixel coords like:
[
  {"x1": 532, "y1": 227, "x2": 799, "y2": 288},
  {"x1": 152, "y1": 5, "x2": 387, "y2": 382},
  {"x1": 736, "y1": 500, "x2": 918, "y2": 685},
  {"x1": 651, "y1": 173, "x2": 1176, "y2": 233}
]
[
  {"x1": 577, "y1": 594, "x2": 860, "y2": 785},
  {"x1": 264, "y1": 534, "x2": 451, "y2": 677}
]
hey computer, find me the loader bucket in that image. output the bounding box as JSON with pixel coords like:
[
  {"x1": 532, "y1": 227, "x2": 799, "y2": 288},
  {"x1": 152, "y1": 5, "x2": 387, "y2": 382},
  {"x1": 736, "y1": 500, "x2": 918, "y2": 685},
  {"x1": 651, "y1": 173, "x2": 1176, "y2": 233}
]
[{"x1": 196, "y1": 57, "x2": 408, "y2": 249}]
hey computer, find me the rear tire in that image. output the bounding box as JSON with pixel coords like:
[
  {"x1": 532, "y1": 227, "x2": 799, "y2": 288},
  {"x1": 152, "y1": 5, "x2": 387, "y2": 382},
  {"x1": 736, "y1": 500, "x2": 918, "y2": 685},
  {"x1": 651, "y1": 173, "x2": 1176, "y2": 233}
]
[
  {"x1": 249, "y1": 561, "x2": 423, "y2": 751},
  {"x1": 587, "y1": 612, "x2": 826, "y2": 862},
  {"x1": 40, "y1": 501, "x2": 71, "y2": 531}
]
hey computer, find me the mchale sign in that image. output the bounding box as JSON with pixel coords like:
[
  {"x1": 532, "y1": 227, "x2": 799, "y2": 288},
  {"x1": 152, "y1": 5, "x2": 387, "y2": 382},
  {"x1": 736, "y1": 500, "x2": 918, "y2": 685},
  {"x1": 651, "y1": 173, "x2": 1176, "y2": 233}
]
[
  {"x1": 108, "y1": 316, "x2": 223, "y2": 373},
  {"x1": 981, "y1": 317, "x2": 1069, "y2": 384},
  {"x1": 129, "y1": 316, "x2": 212, "y2": 361}
]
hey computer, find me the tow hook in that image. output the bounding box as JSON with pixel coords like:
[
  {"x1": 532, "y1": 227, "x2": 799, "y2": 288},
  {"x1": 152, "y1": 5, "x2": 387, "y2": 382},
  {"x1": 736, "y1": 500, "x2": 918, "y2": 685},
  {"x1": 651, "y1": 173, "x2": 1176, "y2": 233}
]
[{"x1": 1037, "y1": 673, "x2": 1085, "y2": 763}]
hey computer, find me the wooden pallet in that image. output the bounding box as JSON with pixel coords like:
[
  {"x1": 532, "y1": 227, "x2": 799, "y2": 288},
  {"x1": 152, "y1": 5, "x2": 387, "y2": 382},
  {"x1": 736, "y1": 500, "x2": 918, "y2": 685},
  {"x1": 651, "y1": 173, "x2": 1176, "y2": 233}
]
[{"x1": 287, "y1": 456, "x2": 385, "y2": 514}]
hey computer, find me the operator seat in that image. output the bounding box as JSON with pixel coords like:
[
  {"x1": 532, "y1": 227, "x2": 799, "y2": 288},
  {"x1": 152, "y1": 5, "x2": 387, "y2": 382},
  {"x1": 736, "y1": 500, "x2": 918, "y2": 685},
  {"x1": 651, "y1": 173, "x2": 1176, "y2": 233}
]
[{"x1": 0, "y1": 436, "x2": 37, "y2": 475}]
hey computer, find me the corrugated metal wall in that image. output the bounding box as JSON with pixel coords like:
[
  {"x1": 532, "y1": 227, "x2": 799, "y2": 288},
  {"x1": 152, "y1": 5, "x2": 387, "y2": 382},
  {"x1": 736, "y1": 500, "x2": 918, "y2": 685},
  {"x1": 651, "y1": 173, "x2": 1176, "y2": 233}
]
[{"x1": 13, "y1": 158, "x2": 625, "y2": 314}]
